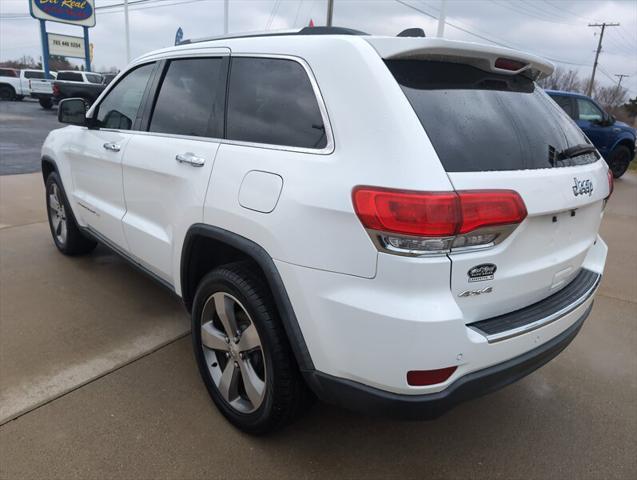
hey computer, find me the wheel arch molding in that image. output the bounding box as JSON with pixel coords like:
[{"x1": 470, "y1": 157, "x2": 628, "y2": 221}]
[
  {"x1": 41, "y1": 155, "x2": 59, "y2": 183},
  {"x1": 180, "y1": 223, "x2": 315, "y2": 372}
]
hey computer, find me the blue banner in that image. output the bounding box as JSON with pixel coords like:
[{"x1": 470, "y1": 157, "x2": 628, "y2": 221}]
[{"x1": 175, "y1": 27, "x2": 184, "y2": 46}]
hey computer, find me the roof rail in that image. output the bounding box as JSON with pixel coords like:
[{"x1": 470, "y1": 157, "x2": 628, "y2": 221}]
[{"x1": 179, "y1": 26, "x2": 369, "y2": 45}]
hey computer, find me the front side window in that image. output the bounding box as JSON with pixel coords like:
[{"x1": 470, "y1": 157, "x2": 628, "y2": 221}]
[
  {"x1": 226, "y1": 57, "x2": 327, "y2": 149},
  {"x1": 57, "y1": 72, "x2": 83, "y2": 82},
  {"x1": 149, "y1": 57, "x2": 226, "y2": 138},
  {"x1": 96, "y1": 63, "x2": 155, "y2": 130},
  {"x1": 577, "y1": 98, "x2": 603, "y2": 122}
]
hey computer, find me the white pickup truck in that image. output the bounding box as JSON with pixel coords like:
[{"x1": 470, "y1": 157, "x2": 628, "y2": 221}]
[{"x1": 0, "y1": 68, "x2": 55, "y2": 101}]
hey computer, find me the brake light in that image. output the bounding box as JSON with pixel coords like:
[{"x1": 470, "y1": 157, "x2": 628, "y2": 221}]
[
  {"x1": 607, "y1": 169, "x2": 614, "y2": 198},
  {"x1": 407, "y1": 367, "x2": 457, "y2": 386},
  {"x1": 352, "y1": 187, "x2": 527, "y2": 255},
  {"x1": 52, "y1": 84, "x2": 60, "y2": 96},
  {"x1": 494, "y1": 57, "x2": 527, "y2": 71},
  {"x1": 352, "y1": 188, "x2": 459, "y2": 237}
]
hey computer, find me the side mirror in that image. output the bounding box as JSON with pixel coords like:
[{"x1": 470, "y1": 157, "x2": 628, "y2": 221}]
[
  {"x1": 610, "y1": 114, "x2": 616, "y2": 125},
  {"x1": 58, "y1": 98, "x2": 89, "y2": 126}
]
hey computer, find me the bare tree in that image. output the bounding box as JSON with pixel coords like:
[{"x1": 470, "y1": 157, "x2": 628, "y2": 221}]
[
  {"x1": 594, "y1": 84, "x2": 629, "y2": 109},
  {"x1": 537, "y1": 67, "x2": 582, "y2": 92}
]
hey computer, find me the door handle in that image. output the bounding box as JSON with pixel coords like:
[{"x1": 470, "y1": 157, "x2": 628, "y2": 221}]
[
  {"x1": 103, "y1": 142, "x2": 121, "y2": 152},
  {"x1": 175, "y1": 152, "x2": 205, "y2": 167}
]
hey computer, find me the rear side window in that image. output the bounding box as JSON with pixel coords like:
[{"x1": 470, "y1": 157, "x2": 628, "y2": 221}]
[
  {"x1": 386, "y1": 60, "x2": 594, "y2": 172},
  {"x1": 24, "y1": 71, "x2": 45, "y2": 79},
  {"x1": 226, "y1": 57, "x2": 327, "y2": 149},
  {"x1": 86, "y1": 73, "x2": 103, "y2": 84},
  {"x1": 550, "y1": 95, "x2": 575, "y2": 119},
  {"x1": 57, "y1": 72, "x2": 83, "y2": 82},
  {"x1": 149, "y1": 57, "x2": 226, "y2": 138}
]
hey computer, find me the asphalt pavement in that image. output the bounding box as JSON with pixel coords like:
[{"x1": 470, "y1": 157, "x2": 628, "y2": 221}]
[
  {"x1": 0, "y1": 100, "x2": 635, "y2": 479},
  {"x1": 0, "y1": 99, "x2": 59, "y2": 175}
]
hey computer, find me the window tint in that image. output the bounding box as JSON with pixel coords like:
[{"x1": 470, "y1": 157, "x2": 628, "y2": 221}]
[
  {"x1": 577, "y1": 98, "x2": 603, "y2": 122},
  {"x1": 550, "y1": 95, "x2": 575, "y2": 119},
  {"x1": 96, "y1": 63, "x2": 154, "y2": 130},
  {"x1": 57, "y1": 71, "x2": 83, "y2": 82},
  {"x1": 386, "y1": 60, "x2": 594, "y2": 172},
  {"x1": 0, "y1": 69, "x2": 18, "y2": 77},
  {"x1": 149, "y1": 58, "x2": 226, "y2": 138},
  {"x1": 86, "y1": 73, "x2": 103, "y2": 84},
  {"x1": 24, "y1": 71, "x2": 45, "y2": 79},
  {"x1": 226, "y1": 57, "x2": 327, "y2": 149}
]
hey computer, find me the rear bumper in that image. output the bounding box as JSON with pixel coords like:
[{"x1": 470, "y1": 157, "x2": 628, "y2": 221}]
[{"x1": 304, "y1": 303, "x2": 592, "y2": 419}]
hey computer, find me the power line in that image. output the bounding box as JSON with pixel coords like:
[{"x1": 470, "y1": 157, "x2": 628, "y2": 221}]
[{"x1": 399, "y1": 0, "x2": 591, "y2": 68}]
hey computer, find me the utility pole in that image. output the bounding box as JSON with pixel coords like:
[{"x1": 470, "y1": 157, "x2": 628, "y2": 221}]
[
  {"x1": 587, "y1": 22, "x2": 619, "y2": 96},
  {"x1": 436, "y1": 0, "x2": 447, "y2": 37},
  {"x1": 615, "y1": 74, "x2": 629, "y2": 88},
  {"x1": 124, "y1": 0, "x2": 131, "y2": 63},
  {"x1": 224, "y1": 0, "x2": 229, "y2": 34},
  {"x1": 326, "y1": 0, "x2": 334, "y2": 27}
]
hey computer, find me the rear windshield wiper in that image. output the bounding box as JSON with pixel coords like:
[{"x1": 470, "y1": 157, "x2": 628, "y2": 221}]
[{"x1": 558, "y1": 144, "x2": 597, "y2": 160}]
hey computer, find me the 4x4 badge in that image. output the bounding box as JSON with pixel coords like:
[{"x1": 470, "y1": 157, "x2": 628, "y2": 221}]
[
  {"x1": 572, "y1": 177, "x2": 593, "y2": 197},
  {"x1": 468, "y1": 263, "x2": 496, "y2": 282}
]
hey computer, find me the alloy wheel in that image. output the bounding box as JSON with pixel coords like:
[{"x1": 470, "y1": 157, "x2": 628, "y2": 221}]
[
  {"x1": 48, "y1": 183, "x2": 67, "y2": 245},
  {"x1": 200, "y1": 292, "x2": 267, "y2": 413}
]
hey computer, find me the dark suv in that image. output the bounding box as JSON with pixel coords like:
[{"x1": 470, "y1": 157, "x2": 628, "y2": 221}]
[{"x1": 547, "y1": 90, "x2": 636, "y2": 178}]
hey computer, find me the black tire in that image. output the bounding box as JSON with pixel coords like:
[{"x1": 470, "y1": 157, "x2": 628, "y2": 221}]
[
  {"x1": 0, "y1": 85, "x2": 15, "y2": 101},
  {"x1": 45, "y1": 172, "x2": 97, "y2": 255},
  {"x1": 607, "y1": 145, "x2": 632, "y2": 179},
  {"x1": 192, "y1": 262, "x2": 312, "y2": 434},
  {"x1": 39, "y1": 98, "x2": 53, "y2": 110}
]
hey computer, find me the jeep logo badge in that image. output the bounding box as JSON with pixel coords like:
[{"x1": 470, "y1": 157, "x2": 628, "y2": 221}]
[
  {"x1": 468, "y1": 263, "x2": 497, "y2": 282},
  {"x1": 572, "y1": 177, "x2": 593, "y2": 197}
]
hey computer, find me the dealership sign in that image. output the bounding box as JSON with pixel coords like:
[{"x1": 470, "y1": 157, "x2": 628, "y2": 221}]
[
  {"x1": 30, "y1": 0, "x2": 96, "y2": 28},
  {"x1": 48, "y1": 33, "x2": 85, "y2": 58}
]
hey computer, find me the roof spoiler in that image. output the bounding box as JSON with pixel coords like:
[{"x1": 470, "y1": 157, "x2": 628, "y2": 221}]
[{"x1": 366, "y1": 37, "x2": 554, "y2": 79}]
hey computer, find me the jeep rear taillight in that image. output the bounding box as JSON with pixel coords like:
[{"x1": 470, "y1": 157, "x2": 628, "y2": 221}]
[{"x1": 352, "y1": 187, "x2": 527, "y2": 255}]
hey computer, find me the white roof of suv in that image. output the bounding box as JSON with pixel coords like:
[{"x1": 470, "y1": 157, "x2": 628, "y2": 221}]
[{"x1": 135, "y1": 27, "x2": 554, "y2": 79}]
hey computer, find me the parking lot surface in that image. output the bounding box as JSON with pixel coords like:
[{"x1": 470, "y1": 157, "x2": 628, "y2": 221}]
[
  {"x1": 0, "y1": 100, "x2": 636, "y2": 479},
  {"x1": 0, "y1": 99, "x2": 59, "y2": 175}
]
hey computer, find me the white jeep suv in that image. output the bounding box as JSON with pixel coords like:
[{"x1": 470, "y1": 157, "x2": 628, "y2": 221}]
[{"x1": 42, "y1": 27, "x2": 610, "y2": 434}]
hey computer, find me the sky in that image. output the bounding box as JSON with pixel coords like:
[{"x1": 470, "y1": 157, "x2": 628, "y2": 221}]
[{"x1": 1, "y1": 0, "x2": 636, "y2": 96}]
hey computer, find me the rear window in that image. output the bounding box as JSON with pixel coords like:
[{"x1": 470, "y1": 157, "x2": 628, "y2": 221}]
[
  {"x1": 386, "y1": 60, "x2": 596, "y2": 172},
  {"x1": 24, "y1": 71, "x2": 45, "y2": 79},
  {"x1": 57, "y1": 72, "x2": 83, "y2": 82},
  {"x1": 0, "y1": 68, "x2": 17, "y2": 77}
]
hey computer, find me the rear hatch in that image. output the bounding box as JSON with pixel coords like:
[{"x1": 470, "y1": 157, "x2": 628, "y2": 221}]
[{"x1": 382, "y1": 45, "x2": 609, "y2": 322}]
